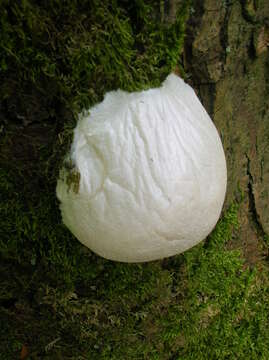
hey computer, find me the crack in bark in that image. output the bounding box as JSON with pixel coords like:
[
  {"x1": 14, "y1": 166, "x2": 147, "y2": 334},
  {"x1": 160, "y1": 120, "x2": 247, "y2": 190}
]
[
  {"x1": 246, "y1": 154, "x2": 266, "y2": 236},
  {"x1": 219, "y1": 1, "x2": 232, "y2": 67}
]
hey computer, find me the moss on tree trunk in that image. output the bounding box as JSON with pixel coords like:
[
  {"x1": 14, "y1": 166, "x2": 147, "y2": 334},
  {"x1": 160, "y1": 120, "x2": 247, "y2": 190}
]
[{"x1": 1, "y1": 1, "x2": 269, "y2": 358}]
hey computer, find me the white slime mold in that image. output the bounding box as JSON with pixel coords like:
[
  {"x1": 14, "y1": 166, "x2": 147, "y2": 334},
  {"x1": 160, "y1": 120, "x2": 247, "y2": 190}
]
[{"x1": 56, "y1": 74, "x2": 227, "y2": 262}]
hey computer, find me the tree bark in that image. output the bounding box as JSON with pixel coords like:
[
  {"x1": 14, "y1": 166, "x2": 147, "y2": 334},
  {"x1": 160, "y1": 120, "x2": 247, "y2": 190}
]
[{"x1": 184, "y1": 0, "x2": 269, "y2": 263}]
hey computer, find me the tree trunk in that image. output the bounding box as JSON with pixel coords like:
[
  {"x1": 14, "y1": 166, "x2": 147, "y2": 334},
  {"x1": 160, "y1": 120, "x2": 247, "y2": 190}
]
[{"x1": 184, "y1": 0, "x2": 269, "y2": 264}]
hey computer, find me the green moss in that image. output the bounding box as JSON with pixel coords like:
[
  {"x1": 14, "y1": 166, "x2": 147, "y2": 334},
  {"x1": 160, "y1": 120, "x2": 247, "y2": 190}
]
[
  {"x1": 0, "y1": 2, "x2": 191, "y2": 357},
  {"x1": 0, "y1": 0, "x2": 189, "y2": 113},
  {"x1": 1, "y1": 205, "x2": 269, "y2": 359},
  {"x1": 0, "y1": 0, "x2": 190, "y2": 266}
]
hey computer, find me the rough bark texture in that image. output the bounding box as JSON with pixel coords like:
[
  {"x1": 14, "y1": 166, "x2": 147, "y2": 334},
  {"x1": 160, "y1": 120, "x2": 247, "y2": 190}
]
[{"x1": 184, "y1": 0, "x2": 269, "y2": 262}]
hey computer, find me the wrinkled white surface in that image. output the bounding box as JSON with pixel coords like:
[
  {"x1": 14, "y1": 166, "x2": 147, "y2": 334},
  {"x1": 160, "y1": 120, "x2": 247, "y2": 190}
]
[{"x1": 56, "y1": 74, "x2": 227, "y2": 262}]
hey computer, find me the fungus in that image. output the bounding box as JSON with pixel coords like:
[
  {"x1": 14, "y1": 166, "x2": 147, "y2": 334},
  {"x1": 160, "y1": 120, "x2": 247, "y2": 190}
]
[{"x1": 56, "y1": 74, "x2": 227, "y2": 262}]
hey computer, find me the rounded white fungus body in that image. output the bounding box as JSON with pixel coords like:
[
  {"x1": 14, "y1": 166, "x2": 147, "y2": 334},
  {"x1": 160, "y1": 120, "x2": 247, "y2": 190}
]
[{"x1": 56, "y1": 74, "x2": 227, "y2": 262}]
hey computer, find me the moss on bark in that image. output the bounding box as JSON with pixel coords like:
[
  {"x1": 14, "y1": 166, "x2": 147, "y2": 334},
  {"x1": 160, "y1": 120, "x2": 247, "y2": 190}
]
[{"x1": 1, "y1": 1, "x2": 269, "y2": 358}]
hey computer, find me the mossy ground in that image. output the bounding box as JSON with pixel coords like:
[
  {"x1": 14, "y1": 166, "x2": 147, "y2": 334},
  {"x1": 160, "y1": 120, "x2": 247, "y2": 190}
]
[
  {"x1": 1, "y1": 205, "x2": 269, "y2": 359},
  {"x1": 1, "y1": 1, "x2": 269, "y2": 359}
]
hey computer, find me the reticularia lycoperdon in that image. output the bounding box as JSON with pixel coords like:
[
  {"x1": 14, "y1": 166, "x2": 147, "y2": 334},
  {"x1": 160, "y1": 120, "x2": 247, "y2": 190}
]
[{"x1": 56, "y1": 74, "x2": 227, "y2": 262}]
